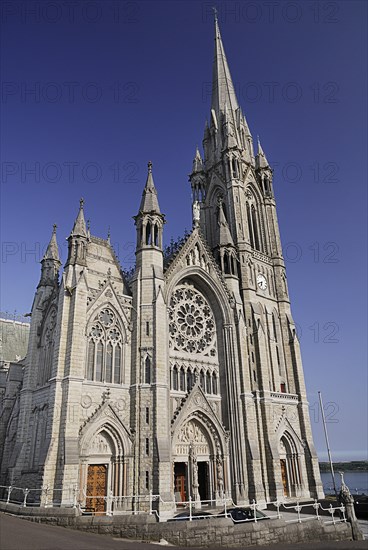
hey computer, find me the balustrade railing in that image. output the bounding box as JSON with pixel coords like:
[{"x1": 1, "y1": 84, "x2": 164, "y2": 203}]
[{"x1": 0, "y1": 484, "x2": 346, "y2": 525}]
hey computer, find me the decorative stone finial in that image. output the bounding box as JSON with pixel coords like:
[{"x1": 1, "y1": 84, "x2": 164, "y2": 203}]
[
  {"x1": 80, "y1": 197, "x2": 84, "y2": 209},
  {"x1": 148, "y1": 161, "x2": 152, "y2": 173},
  {"x1": 52, "y1": 224, "x2": 57, "y2": 234}
]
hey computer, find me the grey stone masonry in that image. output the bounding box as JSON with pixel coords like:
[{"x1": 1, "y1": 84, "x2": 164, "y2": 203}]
[
  {"x1": 0, "y1": 14, "x2": 324, "y2": 513},
  {"x1": 0, "y1": 501, "x2": 355, "y2": 548}
]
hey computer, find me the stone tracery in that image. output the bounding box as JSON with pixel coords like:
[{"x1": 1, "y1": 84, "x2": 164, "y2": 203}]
[
  {"x1": 168, "y1": 284, "x2": 217, "y2": 356},
  {"x1": 86, "y1": 307, "x2": 124, "y2": 384}
]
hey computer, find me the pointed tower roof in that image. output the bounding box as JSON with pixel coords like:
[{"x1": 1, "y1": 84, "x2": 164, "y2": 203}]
[
  {"x1": 192, "y1": 147, "x2": 203, "y2": 173},
  {"x1": 256, "y1": 137, "x2": 270, "y2": 168},
  {"x1": 218, "y1": 200, "x2": 234, "y2": 247},
  {"x1": 212, "y1": 14, "x2": 239, "y2": 118},
  {"x1": 139, "y1": 161, "x2": 161, "y2": 214},
  {"x1": 71, "y1": 198, "x2": 87, "y2": 237},
  {"x1": 43, "y1": 224, "x2": 61, "y2": 262}
]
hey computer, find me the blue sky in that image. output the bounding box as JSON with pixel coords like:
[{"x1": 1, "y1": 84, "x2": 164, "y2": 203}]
[{"x1": 1, "y1": 0, "x2": 367, "y2": 462}]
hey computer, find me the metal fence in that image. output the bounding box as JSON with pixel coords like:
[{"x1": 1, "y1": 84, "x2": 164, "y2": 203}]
[
  {"x1": 0, "y1": 485, "x2": 78, "y2": 508},
  {"x1": 0, "y1": 484, "x2": 346, "y2": 524}
]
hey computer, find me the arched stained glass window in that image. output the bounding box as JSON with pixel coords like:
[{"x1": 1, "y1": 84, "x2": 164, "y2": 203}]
[{"x1": 85, "y1": 308, "x2": 124, "y2": 384}]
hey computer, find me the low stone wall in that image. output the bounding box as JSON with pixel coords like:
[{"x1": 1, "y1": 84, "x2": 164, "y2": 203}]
[{"x1": 0, "y1": 501, "x2": 353, "y2": 548}]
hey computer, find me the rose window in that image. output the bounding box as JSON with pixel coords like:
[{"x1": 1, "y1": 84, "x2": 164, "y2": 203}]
[
  {"x1": 99, "y1": 309, "x2": 114, "y2": 327},
  {"x1": 168, "y1": 284, "x2": 216, "y2": 356}
]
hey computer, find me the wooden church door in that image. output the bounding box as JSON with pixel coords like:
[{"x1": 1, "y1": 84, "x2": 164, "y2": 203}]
[{"x1": 86, "y1": 464, "x2": 107, "y2": 513}]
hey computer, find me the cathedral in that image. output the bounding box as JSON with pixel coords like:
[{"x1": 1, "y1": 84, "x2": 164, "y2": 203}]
[{"x1": 0, "y1": 17, "x2": 324, "y2": 514}]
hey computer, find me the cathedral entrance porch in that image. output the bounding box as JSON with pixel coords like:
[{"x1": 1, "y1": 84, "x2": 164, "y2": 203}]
[
  {"x1": 278, "y1": 434, "x2": 305, "y2": 499},
  {"x1": 79, "y1": 420, "x2": 133, "y2": 515},
  {"x1": 173, "y1": 457, "x2": 212, "y2": 506},
  {"x1": 172, "y1": 416, "x2": 230, "y2": 507}
]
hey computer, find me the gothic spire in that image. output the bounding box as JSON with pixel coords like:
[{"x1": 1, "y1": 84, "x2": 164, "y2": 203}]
[
  {"x1": 39, "y1": 224, "x2": 61, "y2": 287},
  {"x1": 43, "y1": 224, "x2": 60, "y2": 262},
  {"x1": 192, "y1": 147, "x2": 203, "y2": 173},
  {"x1": 212, "y1": 14, "x2": 239, "y2": 119},
  {"x1": 71, "y1": 198, "x2": 87, "y2": 237},
  {"x1": 256, "y1": 137, "x2": 270, "y2": 169},
  {"x1": 66, "y1": 198, "x2": 88, "y2": 267},
  {"x1": 139, "y1": 161, "x2": 161, "y2": 214}
]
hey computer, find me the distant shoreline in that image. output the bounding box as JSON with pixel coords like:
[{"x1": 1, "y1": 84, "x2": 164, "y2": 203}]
[{"x1": 319, "y1": 461, "x2": 368, "y2": 472}]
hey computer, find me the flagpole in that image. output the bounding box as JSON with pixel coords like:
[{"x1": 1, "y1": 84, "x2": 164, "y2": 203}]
[{"x1": 318, "y1": 391, "x2": 338, "y2": 498}]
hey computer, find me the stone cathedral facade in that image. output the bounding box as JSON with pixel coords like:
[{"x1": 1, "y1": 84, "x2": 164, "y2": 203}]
[{"x1": 0, "y1": 19, "x2": 323, "y2": 513}]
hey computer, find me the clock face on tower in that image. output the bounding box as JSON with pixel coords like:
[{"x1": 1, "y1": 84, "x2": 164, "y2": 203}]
[{"x1": 257, "y1": 273, "x2": 267, "y2": 291}]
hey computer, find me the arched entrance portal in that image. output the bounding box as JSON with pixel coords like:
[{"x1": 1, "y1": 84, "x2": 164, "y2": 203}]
[
  {"x1": 79, "y1": 416, "x2": 133, "y2": 514},
  {"x1": 173, "y1": 418, "x2": 227, "y2": 505},
  {"x1": 279, "y1": 433, "x2": 303, "y2": 498}
]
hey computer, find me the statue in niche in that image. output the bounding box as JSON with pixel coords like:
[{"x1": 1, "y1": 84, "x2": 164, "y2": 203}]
[
  {"x1": 216, "y1": 454, "x2": 224, "y2": 494},
  {"x1": 193, "y1": 201, "x2": 200, "y2": 227}
]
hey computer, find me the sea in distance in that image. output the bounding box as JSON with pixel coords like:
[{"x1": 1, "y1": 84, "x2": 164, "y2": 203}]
[{"x1": 321, "y1": 471, "x2": 368, "y2": 495}]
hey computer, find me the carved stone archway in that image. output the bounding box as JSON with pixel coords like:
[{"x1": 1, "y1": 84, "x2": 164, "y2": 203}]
[
  {"x1": 279, "y1": 432, "x2": 304, "y2": 498},
  {"x1": 79, "y1": 403, "x2": 133, "y2": 513},
  {"x1": 172, "y1": 414, "x2": 229, "y2": 506}
]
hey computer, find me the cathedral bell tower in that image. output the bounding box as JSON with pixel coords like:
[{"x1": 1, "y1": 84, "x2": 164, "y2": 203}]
[{"x1": 188, "y1": 13, "x2": 324, "y2": 502}]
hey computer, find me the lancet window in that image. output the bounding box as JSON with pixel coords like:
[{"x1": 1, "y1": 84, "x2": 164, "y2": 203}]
[
  {"x1": 37, "y1": 309, "x2": 57, "y2": 387},
  {"x1": 142, "y1": 219, "x2": 161, "y2": 247},
  {"x1": 170, "y1": 363, "x2": 219, "y2": 395},
  {"x1": 86, "y1": 307, "x2": 124, "y2": 384},
  {"x1": 245, "y1": 187, "x2": 267, "y2": 253},
  {"x1": 144, "y1": 356, "x2": 151, "y2": 384}
]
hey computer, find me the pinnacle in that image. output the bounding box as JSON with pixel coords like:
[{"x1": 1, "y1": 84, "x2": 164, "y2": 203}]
[
  {"x1": 43, "y1": 224, "x2": 61, "y2": 263},
  {"x1": 139, "y1": 161, "x2": 161, "y2": 214},
  {"x1": 256, "y1": 137, "x2": 270, "y2": 168},
  {"x1": 71, "y1": 197, "x2": 87, "y2": 237}
]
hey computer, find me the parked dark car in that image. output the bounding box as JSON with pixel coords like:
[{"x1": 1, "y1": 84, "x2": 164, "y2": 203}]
[
  {"x1": 354, "y1": 494, "x2": 368, "y2": 519},
  {"x1": 218, "y1": 507, "x2": 269, "y2": 523},
  {"x1": 168, "y1": 511, "x2": 214, "y2": 522}
]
